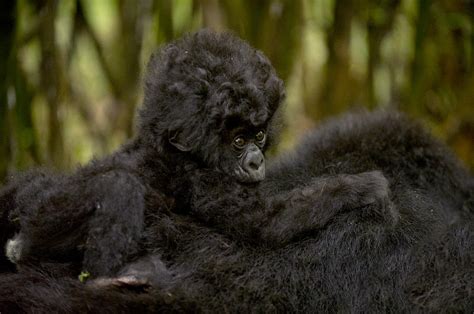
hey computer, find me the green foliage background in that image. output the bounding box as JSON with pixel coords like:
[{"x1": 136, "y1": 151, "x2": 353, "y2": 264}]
[{"x1": 1, "y1": 0, "x2": 473, "y2": 182}]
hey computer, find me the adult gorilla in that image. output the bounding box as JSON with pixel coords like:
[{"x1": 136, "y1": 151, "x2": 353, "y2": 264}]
[
  {"x1": 1, "y1": 30, "x2": 390, "y2": 278},
  {"x1": 0, "y1": 30, "x2": 472, "y2": 312}
]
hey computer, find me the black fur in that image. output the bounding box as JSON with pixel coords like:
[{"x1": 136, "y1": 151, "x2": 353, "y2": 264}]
[
  {"x1": 0, "y1": 30, "x2": 472, "y2": 312},
  {"x1": 0, "y1": 29, "x2": 390, "y2": 276}
]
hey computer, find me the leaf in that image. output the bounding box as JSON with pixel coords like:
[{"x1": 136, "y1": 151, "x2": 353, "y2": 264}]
[{"x1": 78, "y1": 271, "x2": 91, "y2": 283}]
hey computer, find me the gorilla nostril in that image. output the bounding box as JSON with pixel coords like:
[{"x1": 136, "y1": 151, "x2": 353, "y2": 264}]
[
  {"x1": 249, "y1": 161, "x2": 260, "y2": 170},
  {"x1": 248, "y1": 155, "x2": 263, "y2": 171},
  {"x1": 243, "y1": 149, "x2": 264, "y2": 173}
]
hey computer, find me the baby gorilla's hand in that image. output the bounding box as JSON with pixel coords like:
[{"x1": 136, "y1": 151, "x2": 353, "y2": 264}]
[
  {"x1": 298, "y1": 170, "x2": 390, "y2": 209},
  {"x1": 3, "y1": 177, "x2": 95, "y2": 269},
  {"x1": 345, "y1": 170, "x2": 398, "y2": 224},
  {"x1": 3, "y1": 173, "x2": 73, "y2": 266},
  {"x1": 263, "y1": 170, "x2": 396, "y2": 245},
  {"x1": 5, "y1": 233, "x2": 28, "y2": 264},
  {"x1": 349, "y1": 170, "x2": 390, "y2": 207}
]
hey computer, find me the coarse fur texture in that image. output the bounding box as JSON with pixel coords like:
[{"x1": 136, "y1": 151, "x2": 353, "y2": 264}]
[
  {"x1": 0, "y1": 30, "x2": 473, "y2": 312},
  {"x1": 0, "y1": 29, "x2": 390, "y2": 277},
  {"x1": 0, "y1": 111, "x2": 472, "y2": 313}
]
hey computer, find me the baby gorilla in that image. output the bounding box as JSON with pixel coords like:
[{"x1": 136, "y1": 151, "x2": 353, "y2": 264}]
[{"x1": 1, "y1": 30, "x2": 391, "y2": 287}]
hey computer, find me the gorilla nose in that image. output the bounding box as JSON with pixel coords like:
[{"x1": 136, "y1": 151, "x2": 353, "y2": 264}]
[
  {"x1": 238, "y1": 145, "x2": 265, "y2": 182},
  {"x1": 245, "y1": 150, "x2": 264, "y2": 171},
  {"x1": 242, "y1": 149, "x2": 265, "y2": 183}
]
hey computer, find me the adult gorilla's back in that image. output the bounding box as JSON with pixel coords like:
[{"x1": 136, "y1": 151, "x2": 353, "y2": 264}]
[
  {"x1": 166, "y1": 110, "x2": 473, "y2": 312},
  {"x1": 0, "y1": 111, "x2": 473, "y2": 312},
  {"x1": 267, "y1": 110, "x2": 472, "y2": 221},
  {"x1": 260, "y1": 110, "x2": 473, "y2": 311}
]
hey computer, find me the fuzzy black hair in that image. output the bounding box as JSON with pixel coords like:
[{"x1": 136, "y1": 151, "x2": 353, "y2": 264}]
[
  {"x1": 138, "y1": 29, "x2": 285, "y2": 166},
  {"x1": 0, "y1": 29, "x2": 472, "y2": 313}
]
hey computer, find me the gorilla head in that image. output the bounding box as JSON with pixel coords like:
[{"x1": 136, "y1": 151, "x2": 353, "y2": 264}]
[{"x1": 138, "y1": 30, "x2": 285, "y2": 183}]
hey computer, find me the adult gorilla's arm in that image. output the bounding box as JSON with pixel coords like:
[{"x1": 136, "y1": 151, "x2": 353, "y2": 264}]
[
  {"x1": 189, "y1": 169, "x2": 396, "y2": 245},
  {"x1": 0, "y1": 268, "x2": 195, "y2": 313}
]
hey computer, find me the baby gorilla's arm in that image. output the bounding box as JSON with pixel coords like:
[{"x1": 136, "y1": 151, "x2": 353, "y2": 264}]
[
  {"x1": 3, "y1": 169, "x2": 146, "y2": 277},
  {"x1": 1, "y1": 170, "x2": 59, "y2": 269},
  {"x1": 262, "y1": 171, "x2": 396, "y2": 243},
  {"x1": 190, "y1": 170, "x2": 395, "y2": 245}
]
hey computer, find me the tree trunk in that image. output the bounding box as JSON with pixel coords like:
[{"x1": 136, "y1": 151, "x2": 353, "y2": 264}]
[{"x1": 0, "y1": 0, "x2": 16, "y2": 182}]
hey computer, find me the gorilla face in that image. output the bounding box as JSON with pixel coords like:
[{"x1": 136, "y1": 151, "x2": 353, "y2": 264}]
[
  {"x1": 169, "y1": 129, "x2": 267, "y2": 185},
  {"x1": 207, "y1": 111, "x2": 271, "y2": 184},
  {"x1": 167, "y1": 112, "x2": 269, "y2": 184},
  {"x1": 228, "y1": 128, "x2": 266, "y2": 183},
  {"x1": 140, "y1": 30, "x2": 284, "y2": 183}
]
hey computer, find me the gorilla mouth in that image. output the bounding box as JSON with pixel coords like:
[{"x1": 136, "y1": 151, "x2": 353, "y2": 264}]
[{"x1": 234, "y1": 163, "x2": 265, "y2": 183}]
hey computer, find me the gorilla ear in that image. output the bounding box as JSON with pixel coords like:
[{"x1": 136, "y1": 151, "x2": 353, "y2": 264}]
[{"x1": 168, "y1": 130, "x2": 192, "y2": 152}]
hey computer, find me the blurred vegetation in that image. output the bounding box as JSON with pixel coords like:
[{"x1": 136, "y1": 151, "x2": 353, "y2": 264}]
[{"x1": 0, "y1": 0, "x2": 473, "y2": 182}]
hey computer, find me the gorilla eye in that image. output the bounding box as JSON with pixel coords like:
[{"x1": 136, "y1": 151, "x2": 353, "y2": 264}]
[
  {"x1": 255, "y1": 131, "x2": 265, "y2": 142},
  {"x1": 233, "y1": 136, "x2": 246, "y2": 149}
]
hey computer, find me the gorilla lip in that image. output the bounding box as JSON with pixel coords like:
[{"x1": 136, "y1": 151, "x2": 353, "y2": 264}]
[{"x1": 234, "y1": 163, "x2": 265, "y2": 183}]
